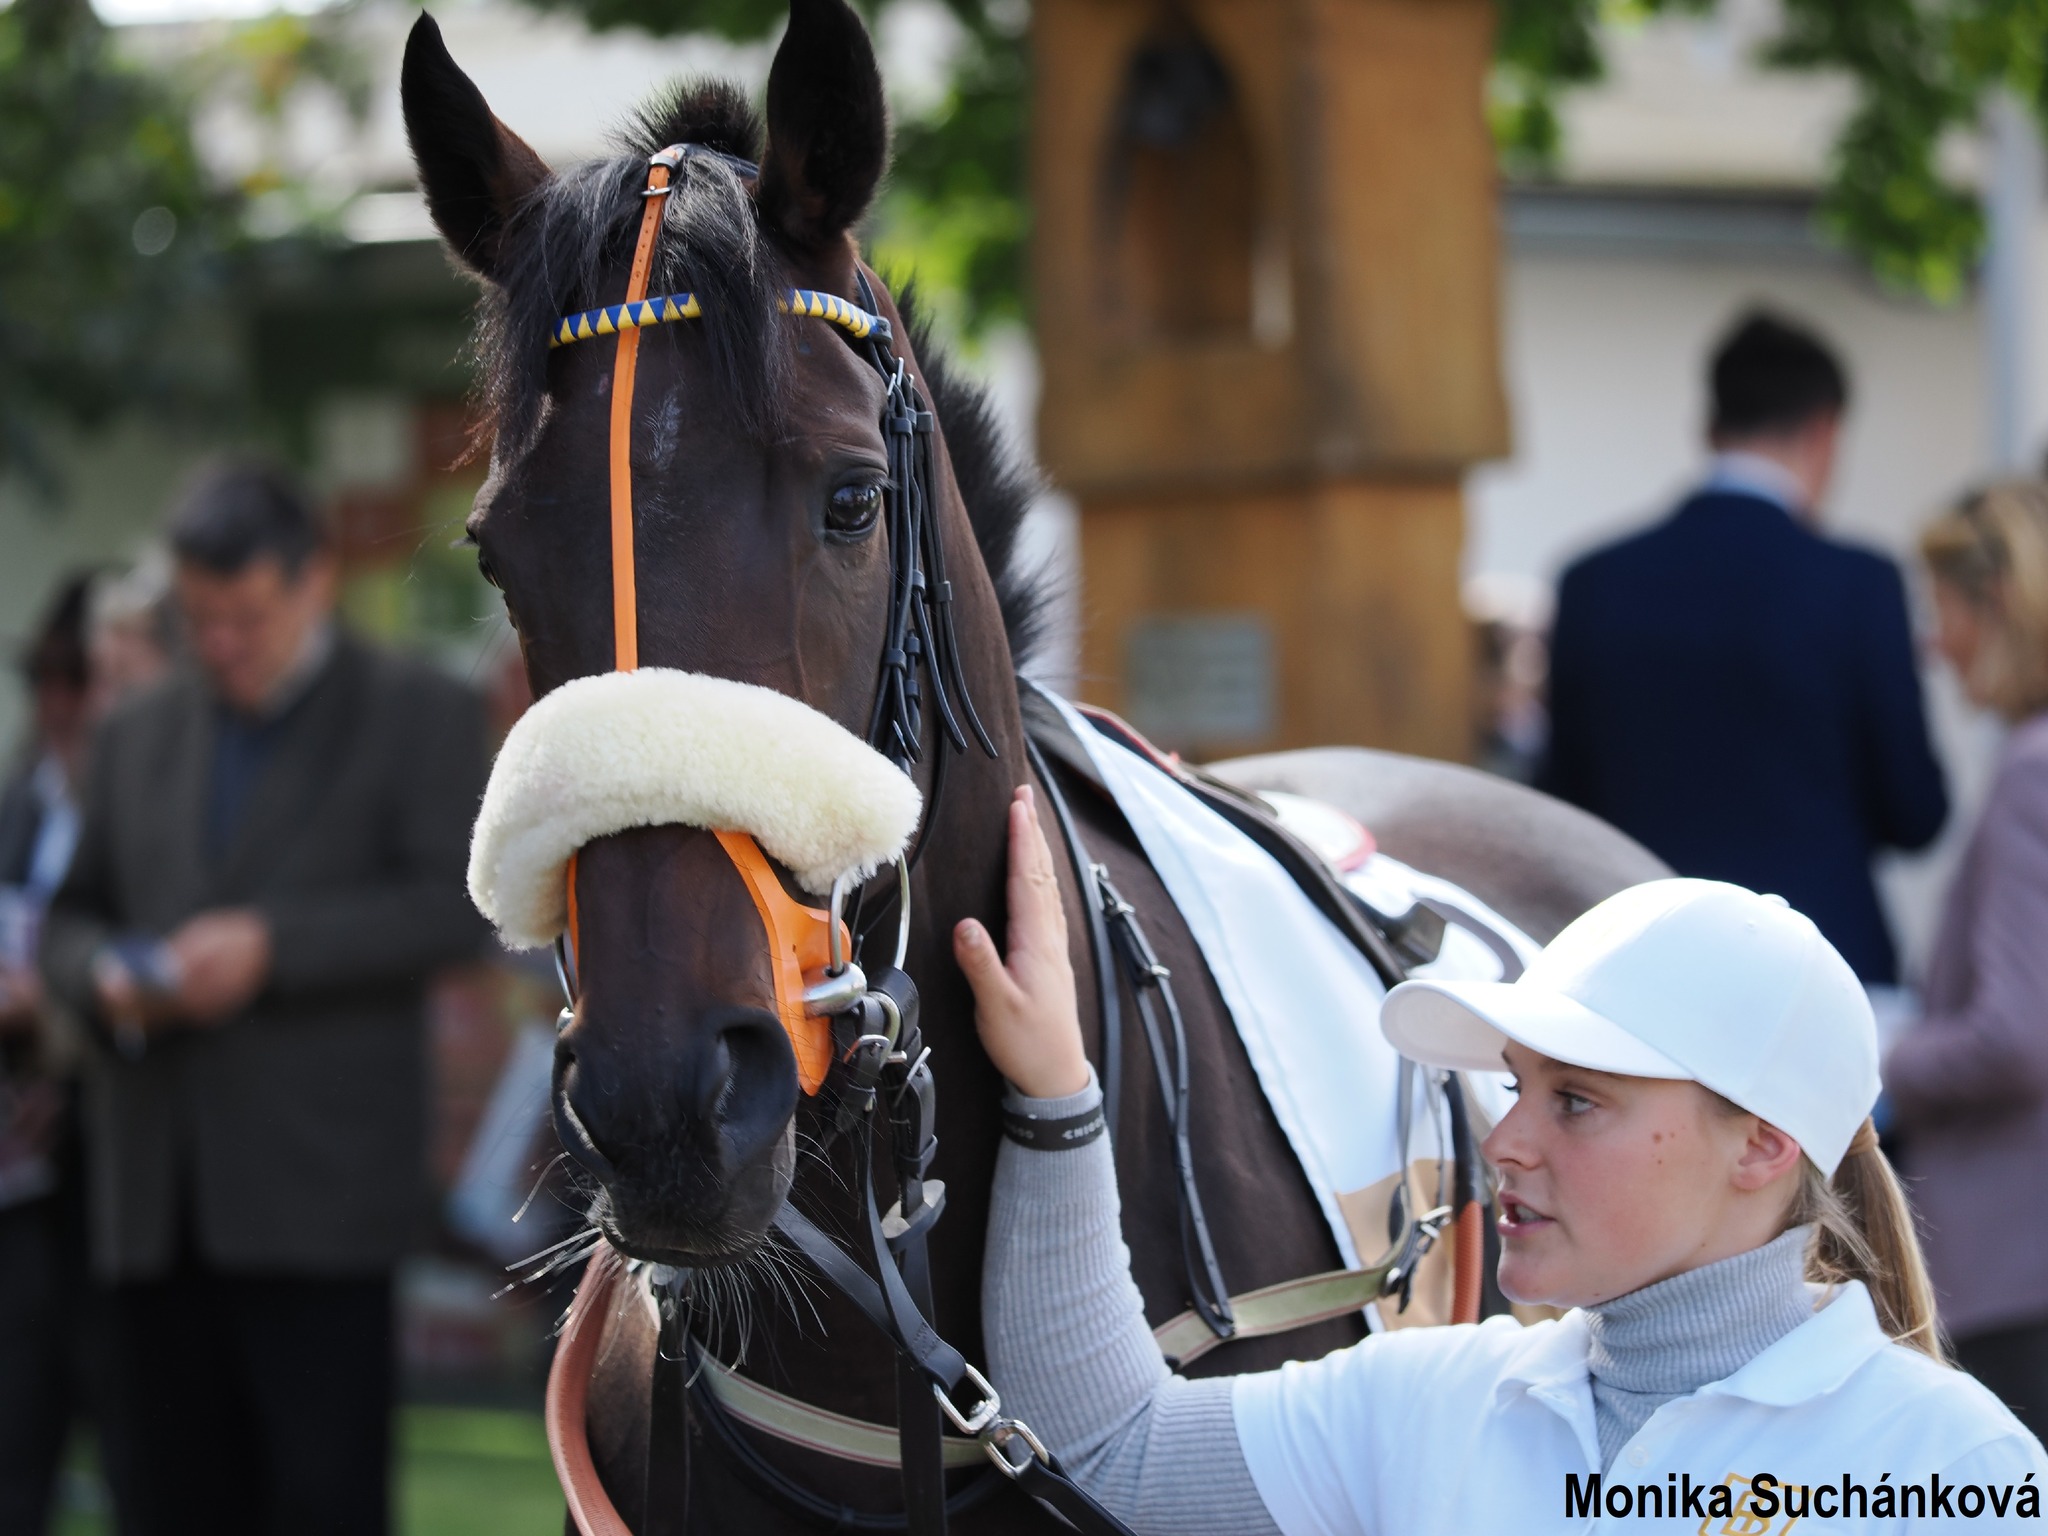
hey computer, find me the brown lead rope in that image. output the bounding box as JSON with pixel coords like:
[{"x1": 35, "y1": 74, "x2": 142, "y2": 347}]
[{"x1": 548, "y1": 1253, "x2": 635, "y2": 1536}]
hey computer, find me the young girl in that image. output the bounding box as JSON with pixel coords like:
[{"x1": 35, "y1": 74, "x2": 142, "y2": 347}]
[{"x1": 955, "y1": 787, "x2": 2046, "y2": 1533}]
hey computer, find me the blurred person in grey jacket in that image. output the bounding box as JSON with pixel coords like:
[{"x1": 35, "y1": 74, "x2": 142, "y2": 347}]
[
  {"x1": 40, "y1": 463, "x2": 489, "y2": 1536},
  {"x1": 1887, "y1": 480, "x2": 2048, "y2": 1433}
]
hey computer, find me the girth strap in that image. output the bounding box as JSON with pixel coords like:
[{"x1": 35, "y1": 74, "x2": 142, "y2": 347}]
[
  {"x1": 1152, "y1": 1256, "x2": 1402, "y2": 1370},
  {"x1": 695, "y1": 1360, "x2": 987, "y2": 1471},
  {"x1": 682, "y1": 1250, "x2": 1429, "y2": 1455}
]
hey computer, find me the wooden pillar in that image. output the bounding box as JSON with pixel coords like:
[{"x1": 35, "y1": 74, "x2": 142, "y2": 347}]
[{"x1": 1033, "y1": 0, "x2": 1508, "y2": 760}]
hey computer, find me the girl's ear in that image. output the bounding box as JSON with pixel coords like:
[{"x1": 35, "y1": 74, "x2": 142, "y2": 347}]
[{"x1": 1730, "y1": 1116, "x2": 1805, "y2": 1192}]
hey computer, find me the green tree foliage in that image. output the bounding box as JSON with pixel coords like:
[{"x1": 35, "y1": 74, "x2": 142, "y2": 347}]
[
  {"x1": 0, "y1": 0, "x2": 240, "y2": 488},
  {"x1": 1767, "y1": 0, "x2": 2046, "y2": 302},
  {"x1": 526, "y1": 0, "x2": 2048, "y2": 329},
  {"x1": 1490, "y1": 0, "x2": 2048, "y2": 304},
  {"x1": 1493, "y1": 0, "x2": 1715, "y2": 172},
  {"x1": 0, "y1": 0, "x2": 373, "y2": 488},
  {"x1": 866, "y1": 10, "x2": 1030, "y2": 337}
]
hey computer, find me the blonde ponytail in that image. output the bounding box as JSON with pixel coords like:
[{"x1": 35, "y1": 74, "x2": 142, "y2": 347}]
[{"x1": 1792, "y1": 1118, "x2": 1946, "y2": 1359}]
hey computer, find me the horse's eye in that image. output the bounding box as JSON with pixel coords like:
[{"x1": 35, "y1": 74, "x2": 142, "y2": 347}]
[
  {"x1": 827, "y1": 482, "x2": 884, "y2": 535},
  {"x1": 476, "y1": 550, "x2": 502, "y2": 589}
]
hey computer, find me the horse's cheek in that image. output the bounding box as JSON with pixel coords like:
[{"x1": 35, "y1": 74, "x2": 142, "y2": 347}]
[{"x1": 788, "y1": 542, "x2": 889, "y2": 683}]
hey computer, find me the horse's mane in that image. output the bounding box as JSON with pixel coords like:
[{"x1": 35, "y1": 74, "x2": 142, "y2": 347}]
[
  {"x1": 475, "y1": 80, "x2": 1051, "y2": 666},
  {"x1": 897, "y1": 290, "x2": 1053, "y2": 670}
]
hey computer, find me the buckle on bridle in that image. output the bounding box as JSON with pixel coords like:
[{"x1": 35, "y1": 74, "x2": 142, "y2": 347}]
[
  {"x1": 799, "y1": 876, "x2": 867, "y2": 1015},
  {"x1": 801, "y1": 860, "x2": 911, "y2": 1018},
  {"x1": 980, "y1": 1417, "x2": 1051, "y2": 1480},
  {"x1": 940, "y1": 1368, "x2": 1057, "y2": 1487},
  {"x1": 1381, "y1": 1202, "x2": 1454, "y2": 1312},
  {"x1": 933, "y1": 1362, "x2": 1001, "y2": 1438}
]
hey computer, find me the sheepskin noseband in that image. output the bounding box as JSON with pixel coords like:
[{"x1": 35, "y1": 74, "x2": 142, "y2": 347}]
[{"x1": 468, "y1": 668, "x2": 923, "y2": 951}]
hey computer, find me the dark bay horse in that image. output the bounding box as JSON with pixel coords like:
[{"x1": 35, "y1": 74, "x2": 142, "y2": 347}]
[{"x1": 401, "y1": 3, "x2": 1663, "y2": 1529}]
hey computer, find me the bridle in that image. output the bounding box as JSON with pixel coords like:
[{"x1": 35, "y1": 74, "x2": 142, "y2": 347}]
[
  {"x1": 549, "y1": 141, "x2": 993, "y2": 1076},
  {"x1": 539, "y1": 142, "x2": 1131, "y2": 1536}
]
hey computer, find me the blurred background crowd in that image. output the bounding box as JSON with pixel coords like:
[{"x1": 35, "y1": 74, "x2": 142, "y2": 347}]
[{"x1": 10, "y1": 0, "x2": 2048, "y2": 1531}]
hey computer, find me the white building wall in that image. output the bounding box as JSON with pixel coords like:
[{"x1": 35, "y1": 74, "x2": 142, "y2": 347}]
[{"x1": 1471, "y1": 254, "x2": 1987, "y2": 580}]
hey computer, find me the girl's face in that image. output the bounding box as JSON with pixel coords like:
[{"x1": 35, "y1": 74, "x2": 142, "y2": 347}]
[
  {"x1": 1482, "y1": 1043, "x2": 1802, "y2": 1308},
  {"x1": 1931, "y1": 577, "x2": 1995, "y2": 711}
]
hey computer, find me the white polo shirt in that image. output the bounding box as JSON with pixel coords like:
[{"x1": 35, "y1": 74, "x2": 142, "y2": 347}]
[{"x1": 1235, "y1": 1282, "x2": 2047, "y2": 1533}]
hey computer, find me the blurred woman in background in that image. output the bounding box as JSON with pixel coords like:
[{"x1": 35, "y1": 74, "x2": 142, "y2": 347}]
[
  {"x1": 86, "y1": 548, "x2": 175, "y2": 716},
  {"x1": 0, "y1": 556, "x2": 175, "y2": 1533},
  {"x1": 1886, "y1": 481, "x2": 2048, "y2": 1433},
  {"x1": 0, "y1": 574, "x2": 96, "y2": 1534}
]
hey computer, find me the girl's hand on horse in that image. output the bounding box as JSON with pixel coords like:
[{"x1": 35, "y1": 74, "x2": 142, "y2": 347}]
[{"x1": 955, "y1": 785, "x2": 1091, "y2": 1100}]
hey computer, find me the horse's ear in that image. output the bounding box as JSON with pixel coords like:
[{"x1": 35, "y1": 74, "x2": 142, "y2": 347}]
[
  {"x1": 757, "y1": 0, "x2": 889, "y2": 256},
  {"x1": 401, "y1": 13, "x2": 550, "y2": 281}
]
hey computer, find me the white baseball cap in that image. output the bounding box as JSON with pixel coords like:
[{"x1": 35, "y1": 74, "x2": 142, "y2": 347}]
[{"x1": 1379, "y1": 878, "x2": 1878, "y2": 1177}]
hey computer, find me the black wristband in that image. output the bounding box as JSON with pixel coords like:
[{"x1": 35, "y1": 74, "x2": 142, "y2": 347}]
[{"x1": 1001, "y1": 1103, "x2": 1107, "y2": 1152}]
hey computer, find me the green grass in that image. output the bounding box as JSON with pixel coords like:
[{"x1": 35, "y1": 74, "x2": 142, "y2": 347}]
[
  {"x1": 54, "y1": 1406, "x2": 564, "y2": 1536},
  {"x1": 399, "y1": 1407, "x2": 564, "y2": 1536}
]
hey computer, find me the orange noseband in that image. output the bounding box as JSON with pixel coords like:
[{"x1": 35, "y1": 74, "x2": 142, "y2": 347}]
[
  {"x1": 713, "y1": 832, "x2": 837, "y2": 1094},
  {"x1": 563, "y1": 840, "x2": 837, "y2": 1095}
]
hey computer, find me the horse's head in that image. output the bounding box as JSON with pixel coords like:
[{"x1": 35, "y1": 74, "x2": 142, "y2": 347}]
[{"x1": 403, "y1": 0, "x2": 1027, "y2": 1265}]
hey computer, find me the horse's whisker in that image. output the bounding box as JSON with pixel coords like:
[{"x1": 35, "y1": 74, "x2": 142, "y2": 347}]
[
  {"x1": 505, "y1": 1213, "x2": 598, "y2": 1272},
  {"x1": 510, "y1": 1152, "x2": 571, "y2": 1227},
  {"x1": 499, "y1": 1230, "x2": 605, "y2": 1298}
]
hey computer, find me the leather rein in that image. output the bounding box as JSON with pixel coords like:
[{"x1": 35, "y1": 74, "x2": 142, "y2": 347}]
[{"x1": 538, "y1": 143, "x2": 1484, "y2": 1536}]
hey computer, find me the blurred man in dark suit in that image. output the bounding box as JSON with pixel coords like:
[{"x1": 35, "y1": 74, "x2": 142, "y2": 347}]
[
  {"x1": 1540, "y1": 311, "x2": 1948, "y2": 985},
  {"x1": 40, "y1": 464, "x2": 489, "y2": 1536}
]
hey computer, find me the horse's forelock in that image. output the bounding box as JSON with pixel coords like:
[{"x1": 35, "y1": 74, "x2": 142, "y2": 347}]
[
  {"x1": 473, "y1": 79, "x2": 788, "y2": 459},
  {"x1": 620, "y1": 78, "x2": 763, "y2": 165}
]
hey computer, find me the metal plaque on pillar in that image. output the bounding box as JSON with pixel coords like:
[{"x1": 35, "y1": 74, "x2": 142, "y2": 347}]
[{"x1": 1125, "y1": 612, "x2": 1275, "y2": 750}]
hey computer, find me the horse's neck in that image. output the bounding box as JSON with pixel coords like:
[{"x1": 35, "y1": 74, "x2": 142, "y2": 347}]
[
  {"x1": 766, "y1": 520, "x2": 1039, "y2": 1372},
  {"x1": 900, "y1": 527, "x2": 1032, "y2": 963}
]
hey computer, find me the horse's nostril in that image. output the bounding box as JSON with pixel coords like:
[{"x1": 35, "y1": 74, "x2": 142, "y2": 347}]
[
  {"x1": 550, "y1": 1036, "x2": 620, "y2": 1183},
  {"x1": 713, "y1": 1012, "x2": 800, "y2": 1165}
]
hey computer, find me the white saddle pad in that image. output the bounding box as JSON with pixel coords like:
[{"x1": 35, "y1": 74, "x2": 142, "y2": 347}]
[{"x1": 1047, "y1": 694, "x2": 1531, "y2": 1269}]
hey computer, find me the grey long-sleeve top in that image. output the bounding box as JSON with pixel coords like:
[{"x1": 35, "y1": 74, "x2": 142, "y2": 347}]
[
  {"x1": 983, "y1": 1074, "x2": 1818, "y2": 1534},
  {"x1": 1885, "y1": 712, "x2": 2048, "y2": 1338}
]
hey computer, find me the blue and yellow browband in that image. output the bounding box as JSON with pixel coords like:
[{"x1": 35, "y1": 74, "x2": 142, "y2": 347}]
[{"x1": 551, "y1": 288, "x2": 891, "y2": 350}]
